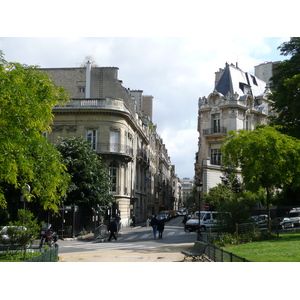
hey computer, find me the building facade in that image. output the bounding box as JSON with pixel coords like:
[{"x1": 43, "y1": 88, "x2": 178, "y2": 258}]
[
  {"x1": 195, "y1": 62, "x2": 275, "y2": 199},
  {"x1": 42, "y1": 62, "x2": 178, "y2": 229},
  {"x1": 180, "y1": 177, "x2": 193, "y2": 207}
]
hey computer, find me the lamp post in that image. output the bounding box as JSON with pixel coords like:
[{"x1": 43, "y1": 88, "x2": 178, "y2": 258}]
[
  {"x1": 196, "y1": 180, "x2": 203, "y2": 240},
  {"x1": 20, "y1": 184, "x2": 31, "y2": 225}
]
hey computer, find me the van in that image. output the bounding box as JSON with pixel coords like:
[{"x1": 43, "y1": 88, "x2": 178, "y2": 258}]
[
  {"x1": 184, "y1": 211, "x2": 230, "y2": 232},
  {"x1": 200, "y1": 211, "x2": 222, "y2": 231},
  {"x1": 288, "y1": 208, "x2": 300, "y2": 227}
]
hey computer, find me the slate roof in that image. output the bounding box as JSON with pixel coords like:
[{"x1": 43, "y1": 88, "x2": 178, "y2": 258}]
[{"x1": 215, "y1": 63, "x2": 267, "y2": 98}]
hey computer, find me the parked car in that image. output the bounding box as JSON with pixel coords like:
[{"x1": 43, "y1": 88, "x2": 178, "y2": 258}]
[
  {"x1": 157, "y1": 214, "x2": 166, "y2": 221},
  {"x1": 288, "y1": 208, "x2": 300, "y2": 227},
  {"x1": 176, "y1": 210, "x2": 186, "y2": 216},
  {"x1": 279, "y1": 217, "x2": 294, "y2": 230},
  {"x1": 250, "y1": 215, "x2": 270, "y2": 229},
  {"x1": 184, "y1": 217, "x2": 199, "y2": 232},
  {"x1": 0, "y1": 226, "x2": 27, "y2": 245},
  {"x1": 160, "y1": 211, "x2": 170, "y2": 221}
]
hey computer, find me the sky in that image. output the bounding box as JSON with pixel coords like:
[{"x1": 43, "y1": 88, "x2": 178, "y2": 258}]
[
  {"x1": 0, "y1": 37, "x2": 289, "y2": 179},
  {"x1": 0, "y1": 1, "x2": 295, "y2": 180}
]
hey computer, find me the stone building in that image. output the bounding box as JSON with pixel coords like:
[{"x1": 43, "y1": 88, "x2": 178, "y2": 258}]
[
  {"x1": 180, "y1": 177, "x2": 194, "y2": 207},
  {"x1": 195, "y1": 62, "x2": 275, "y2": 199},
  {"x1": 41, "y1": 62, "x2": 177, "y2": 229}
]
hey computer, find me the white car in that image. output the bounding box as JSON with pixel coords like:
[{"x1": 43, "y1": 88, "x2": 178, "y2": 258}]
[
  {"x1": 0, "y1": 226, "x2": 27, "y2": 244},
  {"x1": 279, "y1": 218, "x2": 294, "y2": 230}
]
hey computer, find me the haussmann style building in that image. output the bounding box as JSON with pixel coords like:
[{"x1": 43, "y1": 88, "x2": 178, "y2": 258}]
[
  {"x1": 195, "y1": 62, "x2": 276, "y2": 202},
  {"x1": 41, "y1": 62, "x2": 180, "y2": 233}
]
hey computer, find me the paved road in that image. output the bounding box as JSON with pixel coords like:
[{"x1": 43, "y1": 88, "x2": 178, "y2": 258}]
[{"x1": 57, "y1": 216, "x2": 197, "y2": 255}]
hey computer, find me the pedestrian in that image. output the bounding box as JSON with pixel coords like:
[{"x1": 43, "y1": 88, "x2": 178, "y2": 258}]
[
  {"x1": 132, "y1": 214, "x2": 136, "y2": 227},
  {"x1": 158, "y1": 217, "x2": 165, "y2": 239},
  {"x1": 115, "y1": 213, "x2": 121, "y2": 232},
  {"x1": 182, "y1": 214, "x2": 188, "y2": 231},
  {"x1": 107, "y1": 218, "x2": 118, "y2": 241},
  {"x1": 150, "y1": 215, "x2": 159, "y2": 239}
]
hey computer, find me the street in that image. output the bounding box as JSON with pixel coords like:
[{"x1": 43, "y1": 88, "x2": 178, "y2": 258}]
[{"x1": 57, "y1": 216, "x2": 197, "y2": 257}]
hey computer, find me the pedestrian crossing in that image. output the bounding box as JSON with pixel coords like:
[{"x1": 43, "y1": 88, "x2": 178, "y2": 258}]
[
  {"x1": 58, "y1": 230, "x2": 196, "y2": 253},
  {"x1": 121, "y1": 230, "x2": 184, "y2": 241},
  {"x1": 61, "y1": 242, "x2": 154, "y2": 252}
]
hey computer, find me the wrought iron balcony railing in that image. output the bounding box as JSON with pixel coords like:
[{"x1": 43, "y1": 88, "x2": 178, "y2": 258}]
[
  {"x1": 203, "y1": 126, "x2": 227, "y2": 136},
  {"x1": 96, "y1": 143, "x2": 133, "y2": 157}
]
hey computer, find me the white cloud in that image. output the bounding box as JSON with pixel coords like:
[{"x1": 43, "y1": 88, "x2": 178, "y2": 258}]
[{"x1": 0, "y1": 37, "x2": 288, "y2": 178}]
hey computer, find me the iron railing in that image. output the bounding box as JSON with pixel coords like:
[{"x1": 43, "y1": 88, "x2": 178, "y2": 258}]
[
  {"x1": 203, "y1": 127, "x2": 227, "y2": 136},
  {"x1": 0, "y1": 244, "x2": 59, "y2": 262},
  {"x1": 96, "y1": 143, "x2": 133, "y2": 157},
  {"x1": 198, "y1": 237, "x2": 250, "y2": 262},
  {"x1": 27, "y1": 244, "x2": 59, "y2": 262}
]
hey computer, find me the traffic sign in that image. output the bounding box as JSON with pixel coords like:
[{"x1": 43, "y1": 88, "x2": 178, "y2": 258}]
[{"x1": 204, "y1": 203, "x2": 210, "y2": 210}]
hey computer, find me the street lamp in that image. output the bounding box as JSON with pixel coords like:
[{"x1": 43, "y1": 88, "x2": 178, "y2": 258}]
[
  {"x1": 196, "y1": 180, "x2": 203, "y2": 240},
  {"x1": 20, "y1": 184, "x2": 31, "y2": 224}
]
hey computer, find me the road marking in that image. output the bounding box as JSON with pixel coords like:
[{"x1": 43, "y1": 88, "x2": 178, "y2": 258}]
[
  {"x1": 166, "y1": 232, "x2": 175, "y2": 236},
  {"x1": 141, "y1": 233, "x2": 150, "y2": 238},
  {"x1": 123, "y1": 234, "x2": 138, "y2": 240}
]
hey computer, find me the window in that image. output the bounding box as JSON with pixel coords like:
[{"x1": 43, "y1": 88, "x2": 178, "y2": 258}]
[
  {"x1": 78, "y1": 87, "x2": 85, "y2": 93},
  {"x1": 86, "y1": 129, "x2": 97, "y2": 151},
  {"x1": 110, "y1": 130, "x2": 120, "y2": 152},
  {"x1": 109, "y1": 162, "x2": 118, "y2": 192},
  {"x1": 245, "y1": 116, "x2": 251, "y2": 131},
  {"x1": 211, "y1": 149, "x2": 222, "y2": 165},
  {"x1": 212, "y1": 114, "x2": 220, "y2": 133}
]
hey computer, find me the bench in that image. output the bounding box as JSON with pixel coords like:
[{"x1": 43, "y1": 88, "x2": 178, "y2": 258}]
[{"x1": 181, "y1": 241, "x2": 209, "y2": 262}]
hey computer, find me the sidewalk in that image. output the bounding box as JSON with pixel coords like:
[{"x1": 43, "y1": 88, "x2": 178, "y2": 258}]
[{"x1": 58, "y1": 243, "x2": 195, "y2": 262}]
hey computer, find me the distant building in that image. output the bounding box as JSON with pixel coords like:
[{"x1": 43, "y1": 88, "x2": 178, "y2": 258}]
[
  {"x1": 254, "y1": 61, "x2": 281, "y2": 87},
  {"x1": 180, "y1": 177, "x2": 193, "y2": 206},
  {"x1": 195, "y1": 62, "x2": 275, "y2": 199}
]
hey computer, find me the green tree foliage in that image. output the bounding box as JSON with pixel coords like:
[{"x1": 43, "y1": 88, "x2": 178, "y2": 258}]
[
  {"x1": 204, "y1": 184, "x2": 261, "y2": 227},
  {"x1": 221, "y1": 126, "x2": 300, "y2": 227},
  {"x1": 269, "y1": 37, "x2": 300, "y2": 139},
  {"x1": 55, "y1": 137, "x2": 114, "y2": 211},
  {"x1": 0, "y1": 51, "x2": 71, "y2": 211},
  {"x1": 0, "y1": 209, "x2": 40, "y2": 260}
]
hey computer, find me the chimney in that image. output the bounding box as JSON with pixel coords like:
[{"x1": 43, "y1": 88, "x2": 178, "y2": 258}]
[{"x1": 86, "y1": 61, "x2": 91, "y2": 98}]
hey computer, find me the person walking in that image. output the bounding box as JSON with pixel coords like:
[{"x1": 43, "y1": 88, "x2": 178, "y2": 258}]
[
  {"x1": 150, "y1": 215, "x2": 159, "y2": 239},
  {"x1": 182, "y1": 214, "x2": 188, "y2": 231},
  {"x1": 132, "y1": 214, "x2": 136, "y2": 227},
  {"x1": 108, "y1": 218, "x2": 118, "y2": 241},
  {"x1": 115, "y1": 213, "x2": 121, "y2": 232},
  {"x1": 157, "y1": 217, "x2": 165, "y2": 239}
]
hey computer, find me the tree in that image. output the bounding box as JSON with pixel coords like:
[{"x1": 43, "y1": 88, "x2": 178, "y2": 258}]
[
  {"x1": 204, "y1": 183, "x2": 260, "y2": 228},
  {"x1": 0, "y1": 209, "x2": 40, "y2": 260},
  {"x1": 55, "y1": 137, "x2": 114, "y2": 211},
  {"x1": 0, "y1": 51, "x2": 71, "y2": 211},
  {"x1": 221, "y1": 126, "x2": 300, "y2": 229},
  {"x1": 269, "y1": 37, "x2": 300, "y2": 139}
]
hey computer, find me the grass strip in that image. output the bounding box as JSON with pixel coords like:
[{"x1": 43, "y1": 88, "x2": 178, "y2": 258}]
[{"x1": 223, "y1": 231, "x2": 300, "y2": 262}]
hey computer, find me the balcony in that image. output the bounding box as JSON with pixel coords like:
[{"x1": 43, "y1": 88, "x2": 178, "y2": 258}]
[
  {"x1": 203, "y1": 126, "x2": 227, "y2": 136},
  {"x1": 54, "y1": 98, "x2": 131, "y2": 115},
  {"x1": 136, "y1": 150, "x2": 150, "y2": 166},
  {"x1": 95, "y1": 143, "x2": 133, "y2": 160}
]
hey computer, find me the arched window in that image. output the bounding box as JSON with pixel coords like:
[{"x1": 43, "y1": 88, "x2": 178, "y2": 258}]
[{"x1": 109, "y1": 162, "x2": 118, "y2": 192}]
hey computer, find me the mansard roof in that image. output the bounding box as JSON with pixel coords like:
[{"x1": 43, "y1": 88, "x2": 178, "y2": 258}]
[{"x1": 215, "y1": 63, "x2": 267, "y2": 98}]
